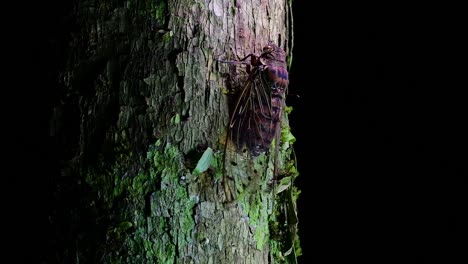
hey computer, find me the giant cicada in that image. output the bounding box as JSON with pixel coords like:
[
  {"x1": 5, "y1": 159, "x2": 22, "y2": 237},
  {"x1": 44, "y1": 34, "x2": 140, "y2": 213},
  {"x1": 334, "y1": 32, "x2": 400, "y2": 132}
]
[{"x1": 218, "y1": 43, "x2": 289, "y2": 201}]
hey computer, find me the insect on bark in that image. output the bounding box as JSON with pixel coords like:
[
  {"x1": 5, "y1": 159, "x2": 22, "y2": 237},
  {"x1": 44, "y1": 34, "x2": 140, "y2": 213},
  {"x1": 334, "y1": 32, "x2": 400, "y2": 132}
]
[{"x1": 217, "y1": 43, "x2": 289, "y2": 201}]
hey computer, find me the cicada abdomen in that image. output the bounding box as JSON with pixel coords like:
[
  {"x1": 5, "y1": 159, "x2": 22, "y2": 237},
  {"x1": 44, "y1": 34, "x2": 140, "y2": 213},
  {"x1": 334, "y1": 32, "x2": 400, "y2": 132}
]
[{"x1": 229, "y1": 43, "x2": 289, "y2": 156}]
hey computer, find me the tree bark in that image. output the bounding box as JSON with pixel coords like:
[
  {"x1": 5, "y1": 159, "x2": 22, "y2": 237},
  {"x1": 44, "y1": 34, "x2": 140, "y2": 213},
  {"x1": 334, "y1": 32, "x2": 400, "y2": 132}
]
[{"x1": 50, "y1": 0, "x2": 297, "y2": 263}]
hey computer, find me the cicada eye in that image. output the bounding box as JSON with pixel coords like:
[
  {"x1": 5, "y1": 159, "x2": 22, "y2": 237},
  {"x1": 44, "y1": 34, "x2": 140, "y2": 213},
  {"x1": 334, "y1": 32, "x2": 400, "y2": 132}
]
[{"x1": 263, "y1": 45, "x2": 273, "y2": 53}]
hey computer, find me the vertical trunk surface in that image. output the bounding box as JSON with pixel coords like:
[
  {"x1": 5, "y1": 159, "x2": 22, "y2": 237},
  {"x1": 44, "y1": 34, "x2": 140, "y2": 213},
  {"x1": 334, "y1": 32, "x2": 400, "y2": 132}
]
[{"x1": 50, "y1": 0, "x2": 298, "y2": 263}]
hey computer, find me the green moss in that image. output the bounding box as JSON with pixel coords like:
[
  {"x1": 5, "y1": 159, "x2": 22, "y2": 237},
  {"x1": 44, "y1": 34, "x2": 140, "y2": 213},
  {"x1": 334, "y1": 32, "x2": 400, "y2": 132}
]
[
  {"x1": 162, "y1": 31, "x2": 173, "y2": 43},
  {"x1": 151, "y1": 0, "x2": 167, "y2": 23},
  {"x1": 231, "y1": 152, "x2": 272, "y2": 250},
  {"x1": 84, "y1": 139, "x2": 195, "y2": 262},
  {"x1": 267, "y1": 112, "x2": 301, "y2": 263},
  {"x1": 280, "y1": 122, "x2": 296, "y2": 151},
  {"x1": 237, "y1": 191, "x2": 271, "y2": 250},
  {"x1": 287, "y1": 53, "x2": 293, "y2": 69},
  {"x1": 251, "y1": 193, "x2": 270, "y2": 250},
  {"x1": 222, "y1": 110, "x2": 301, "y2": 254},
  {"x1": 211, "y1": 151, "x2": 224, "y2": 181},
  {"x1": 147, "y1": 141, "x2": 195, "y2": 250}
]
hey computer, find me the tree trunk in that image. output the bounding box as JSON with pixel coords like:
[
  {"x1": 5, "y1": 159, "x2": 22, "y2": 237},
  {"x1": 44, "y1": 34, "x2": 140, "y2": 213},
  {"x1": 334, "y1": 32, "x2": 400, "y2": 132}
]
[{"x1": 49, "y1": 0, "x2": 298, "y2": 263}]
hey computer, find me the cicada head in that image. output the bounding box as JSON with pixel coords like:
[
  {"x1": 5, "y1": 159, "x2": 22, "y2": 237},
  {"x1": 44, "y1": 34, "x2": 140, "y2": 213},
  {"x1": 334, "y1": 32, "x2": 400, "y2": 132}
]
[{"x1": 260, "y1": 43, "x2": 287, "y2": 68}]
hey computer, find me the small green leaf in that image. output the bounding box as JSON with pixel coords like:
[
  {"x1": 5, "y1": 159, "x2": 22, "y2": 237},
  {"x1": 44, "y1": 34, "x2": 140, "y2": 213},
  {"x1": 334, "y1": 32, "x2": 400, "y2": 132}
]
[
  {"x1": 192, "y1": 147, "x2": 214, "y2": 175},
  {"x1": 275, "y1": 176, "x2": 291, "y2": 194},
  {"x1": 283, "y1": 246, "x2": 293, "y2": 256},
  {"x1": 155, "y1": 139, "x2": 162, "y2": 147},
  {"x1": 117, "y1": 221, "x2": 133, "y2": 231},
  {"x1": 170, "y1": 114, "x2": 180, "y2": 124}
]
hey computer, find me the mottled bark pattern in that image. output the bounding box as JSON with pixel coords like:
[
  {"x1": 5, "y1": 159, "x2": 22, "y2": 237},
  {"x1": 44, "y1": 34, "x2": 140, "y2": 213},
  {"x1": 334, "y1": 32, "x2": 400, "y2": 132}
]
[{"x1": 50, "y1": 0, "x2": 294, "y2": 263}]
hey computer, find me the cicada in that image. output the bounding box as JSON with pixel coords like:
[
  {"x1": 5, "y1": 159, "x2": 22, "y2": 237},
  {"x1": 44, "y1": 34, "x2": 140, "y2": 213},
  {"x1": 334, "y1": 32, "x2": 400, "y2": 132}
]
[{"x1": 218, "y1": 43, "x2": 289, "y2": 201}]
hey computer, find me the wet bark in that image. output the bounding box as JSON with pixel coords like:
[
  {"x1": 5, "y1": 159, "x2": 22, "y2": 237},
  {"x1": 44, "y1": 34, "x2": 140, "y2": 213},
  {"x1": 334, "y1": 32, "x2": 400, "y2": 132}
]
[{"x1": 49, "y1": 0, "x2": 297, "y2": 263}]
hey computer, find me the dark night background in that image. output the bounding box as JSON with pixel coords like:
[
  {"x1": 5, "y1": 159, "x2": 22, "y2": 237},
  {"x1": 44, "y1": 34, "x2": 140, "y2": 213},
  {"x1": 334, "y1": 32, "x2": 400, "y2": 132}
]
[
  {"x1": 287, "y1": 2, "x2": 465, "y2": 263},
  {"x1": 5, "y1": 1, "x2": 464, "y2": 262}
]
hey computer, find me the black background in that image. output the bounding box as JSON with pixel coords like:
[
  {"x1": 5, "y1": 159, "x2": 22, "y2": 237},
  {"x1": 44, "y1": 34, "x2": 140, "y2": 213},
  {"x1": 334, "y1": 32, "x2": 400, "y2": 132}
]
[
  {"x1": 288, "y1": 2, "x2": 465, "y2": 263},
  {"x1": 4, "y1": 1, "x2": 465, "y2": 263}
]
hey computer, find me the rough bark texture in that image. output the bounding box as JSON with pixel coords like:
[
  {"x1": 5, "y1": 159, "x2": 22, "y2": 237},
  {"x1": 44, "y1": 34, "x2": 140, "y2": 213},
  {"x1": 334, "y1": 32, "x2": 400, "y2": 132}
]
[{"x1": 49, "y1": 0, "x2": 297, "y2": 263}]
